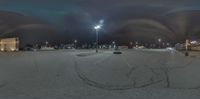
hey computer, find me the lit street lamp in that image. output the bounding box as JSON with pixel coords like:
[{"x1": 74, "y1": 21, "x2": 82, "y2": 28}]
[
  {"x1": 135, "y1": 41, "x2": 138, "y2": 48},
  {"x1": 94, "y1": 19, "x2": 104, "y2": 53},
  {"x1": 74, "y1": 40, "x2": 77, "y2": 49},
  {"x1": 45, "y1": 41, "x2": 49, "y2": 47},
  {"x1": 94, "y1": 25, "x2": 101, "y2": 53},
  {"x1": 166, "y1": 42, "x2": 170, "y2": 46},
  {"x1": 112, "y1": 41, "x2": 116, "y2": 49},
  {"x1": 185, "y1": 39, "x2": 189, "y2": 56},
  {"x1": 112, "y1": 41, "x2": 115, "y2": 45},
  {"x1": 130, "y1": 42, "x2": 133, "y2": 48},
  {"x1": 158, "y1": 38, "x2": 162, "y2": 48}
]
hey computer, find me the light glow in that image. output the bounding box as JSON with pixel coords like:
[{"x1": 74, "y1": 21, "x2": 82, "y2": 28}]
[
  {"x1": 11, "y1": 48, "x2": 15, "y2": 51},
  {"x1": 94, "y1": 25, "x2": 101, "y2": 30},
  {"x1": 74, "y1": 40, "x2": 77, "y2": 43},
  {"x1": 191, "y1": 40, "x2": 197, "y2": 44},
  {"x1": 158, "y1": 38, "x2": 162, "y2": 42},
  {"x1": 94, "y1": 19, "x2": 104, "y2": 30}
]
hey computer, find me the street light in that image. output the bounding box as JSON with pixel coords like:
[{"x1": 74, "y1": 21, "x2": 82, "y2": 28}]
[
  {"x1": 112, "y1": 41, "x2": 115, "y2": 44},
  {"x1": 158, "y1": 38, "x2": 162, "y2": 42},
  {"x1": 94, "y1": 25, "x2": 101, "y2": 53},
  {"x1": 94, "y1": 25, "x2": 101, "y2": 30},
  {"x1": 45, "y1": 41, "x2": 49, "y2": 47},
  {"x1": 112, "y1": 41, "x2": 116, "y2": 49},
  {"x1": 135, "y1": 41, "x2": 138, "y2": 48},
  {"x1": 74, "y1": 40, "x2": 77, "y2": 49},
  {"x1": 94, "y1": 20, "x2": 104, "y2": 53},
  {"x1": 185, "y1": 39, "x2": 189, "y2": 56},
  {"x1": 158, "y1": 38, "x2": 162, "y2": 48}
]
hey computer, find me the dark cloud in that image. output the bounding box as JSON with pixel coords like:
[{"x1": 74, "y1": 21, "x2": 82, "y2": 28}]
[
  {"x1": 0, "y1": 0, "x2": 200, "y2": 44},
  {"x1": 0, "y1": 11, "x2": 58, "y2": 46}
]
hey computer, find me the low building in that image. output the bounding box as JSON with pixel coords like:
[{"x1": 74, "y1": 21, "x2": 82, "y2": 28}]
[
  {"x1": 0, "y1": 37, "x2": 19, "y2": 51},
  {"x1": 175, "y1": 40, "x2": 200, "y2": 51},
  {"x1": 191, "y1": 46, "x2": 200, "y2": 51}
]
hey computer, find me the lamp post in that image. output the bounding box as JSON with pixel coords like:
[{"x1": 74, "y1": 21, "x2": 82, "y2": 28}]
[
  {"x1": 112, "y1": 41, "x2": 116, "y2": 49},
  {"x1": 185, "y1": 39, "x2": 189, "y2": 56},
  {"x1": 93, "y1": 19, "x2": 104, "y2": 53},
  {"x1": 158, "y1": 38, "x2": 162, "y2": 48},
  {"x1": 74, "y1": 40, "x2": 77, "y2": 49},
  {"x1": 45, "y1": 41, "x2": 48, "y2": 47},
  {"x1": 94, "y1": 25, "x2": 101, "y2": 53}
]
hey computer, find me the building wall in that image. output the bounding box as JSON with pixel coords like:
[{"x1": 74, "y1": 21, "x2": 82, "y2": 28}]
[
  {"x1": 191, "y1": 46, "x2": 200, "y2": 51},
  {"x1": 0, "y1": 38, "x2": 19, "y2": 51}
]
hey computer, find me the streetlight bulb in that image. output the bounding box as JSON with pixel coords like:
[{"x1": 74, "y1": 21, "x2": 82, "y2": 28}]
[
  {"x1": 112, "y1": 41, "x2": 115, "y2": 44},
  {"x1": 158, "y1": 38, "x2": 162, "y2": 42},
  {"x1": 94, "y1": 25, "x2": 101, "y2": 30}
]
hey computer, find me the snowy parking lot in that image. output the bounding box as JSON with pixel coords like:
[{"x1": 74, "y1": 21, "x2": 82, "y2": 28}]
[{"x1": 0, "y1": 49, "x2": 200, "y2": 99}]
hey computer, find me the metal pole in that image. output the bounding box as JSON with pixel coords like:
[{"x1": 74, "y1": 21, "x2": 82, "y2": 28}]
[
  {"x1": 159, "y1": 42, "x2": 161, "y2": 48},
  {"x1": 75, "y1": 42, "x2": 76, "y2": 49},
  {"x1": 96, "y1": 29, "x2": 98, "y2": 53},
  {"x1": 185, "y1": 39, "x2": 189, "y2": 56}
]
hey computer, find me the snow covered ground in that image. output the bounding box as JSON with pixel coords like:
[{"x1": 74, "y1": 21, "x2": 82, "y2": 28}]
[{"x1": 0, "y1": 49, "x2": 200, "y2": 99}]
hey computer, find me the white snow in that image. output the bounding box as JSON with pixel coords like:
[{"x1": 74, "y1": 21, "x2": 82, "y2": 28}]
[{"x1": 0, "y1": 49, "x2": 200, "y2": 99}]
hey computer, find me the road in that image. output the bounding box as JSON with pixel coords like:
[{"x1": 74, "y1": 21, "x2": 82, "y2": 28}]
[{"x1": 0, "y1": 49, "x2": 200, "y2": 99}]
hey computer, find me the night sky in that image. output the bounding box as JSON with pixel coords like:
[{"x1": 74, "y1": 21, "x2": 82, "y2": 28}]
[{"x1": 1, "y1": 0, "x2": 200, "y2": 44}]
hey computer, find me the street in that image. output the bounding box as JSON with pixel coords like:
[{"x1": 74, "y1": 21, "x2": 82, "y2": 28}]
[{"x1": 0, "y1": 49, "x2": 200, "y2": 99}]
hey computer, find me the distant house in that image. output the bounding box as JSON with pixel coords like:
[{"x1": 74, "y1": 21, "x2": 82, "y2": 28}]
[
  {"x1": 175, "y1": 40, "x2": 200, "y2": 51},
  {"x1": 0, "y1": 37, "x2": 19, "y2": 51},
  {"x1": 190, "y1": 40, "x2": 200, "y2": 51},
  {"x1": 191, "y1": 46, "x2": 200, "y2": 51}
]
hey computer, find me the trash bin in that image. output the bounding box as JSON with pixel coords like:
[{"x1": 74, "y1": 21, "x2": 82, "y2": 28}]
[{"x1": 185, "y1": 52, "x2": 189, "y2": 56}]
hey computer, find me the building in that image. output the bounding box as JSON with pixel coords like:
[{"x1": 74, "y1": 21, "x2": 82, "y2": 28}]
[
  {"x1": 175, "y1": 40, "x2": 200, "y2": 51},
  {"x1": 190, "y1": 40, "x2": 200, "y2": 51},
  {"x1": 0, "y1": 37, "x2": 19, "y2": 51}
]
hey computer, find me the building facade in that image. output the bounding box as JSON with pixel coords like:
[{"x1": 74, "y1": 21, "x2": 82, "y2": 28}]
[{"x1": 0, "y1": 37, "x2": 19, "y2": 51}]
